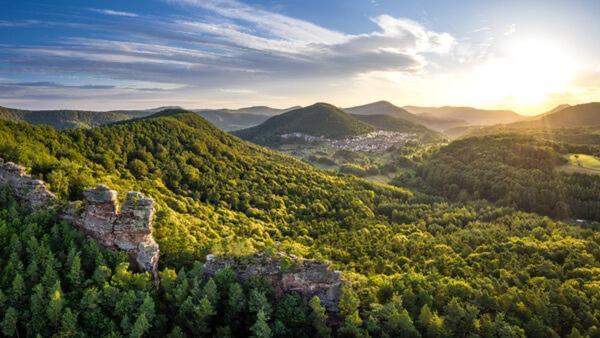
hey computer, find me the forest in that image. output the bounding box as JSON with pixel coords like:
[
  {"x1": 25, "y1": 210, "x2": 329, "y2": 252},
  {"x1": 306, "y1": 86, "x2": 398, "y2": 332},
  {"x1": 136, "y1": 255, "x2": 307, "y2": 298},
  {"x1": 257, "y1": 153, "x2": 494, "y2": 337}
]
[
  {"x1": 0, "y1": 112, "x2": 599, "y2": 337},
  {"x1": 409, "y1": 135, "x2": 600, "y2": 221}
]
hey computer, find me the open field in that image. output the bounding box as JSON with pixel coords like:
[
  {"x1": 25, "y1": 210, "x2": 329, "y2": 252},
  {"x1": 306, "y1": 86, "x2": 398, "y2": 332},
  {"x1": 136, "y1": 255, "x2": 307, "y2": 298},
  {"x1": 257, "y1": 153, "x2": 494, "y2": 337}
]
[{"x1": 559, "y1": 153, "x2": 600, "y2": 175}]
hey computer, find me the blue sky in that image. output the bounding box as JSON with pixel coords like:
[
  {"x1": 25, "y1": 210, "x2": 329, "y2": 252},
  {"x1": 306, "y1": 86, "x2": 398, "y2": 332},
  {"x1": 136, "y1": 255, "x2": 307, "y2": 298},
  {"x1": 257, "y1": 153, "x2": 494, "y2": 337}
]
[{"x1": 1, "y1": 0, "x2": 599, "y2": 113}]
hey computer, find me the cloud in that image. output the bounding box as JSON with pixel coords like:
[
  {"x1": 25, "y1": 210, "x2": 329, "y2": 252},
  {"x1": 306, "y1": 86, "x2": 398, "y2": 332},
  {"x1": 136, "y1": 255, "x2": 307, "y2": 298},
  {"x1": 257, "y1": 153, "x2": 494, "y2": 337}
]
[
  {"x1": 0, "y1": 20, "x2": 41, "y2": 27},
  {"x1": 0, "y1": 0, "x2": 455, "y2": 107},
  {"x1": 2, "y1": 81, "x2": 115, "y2": 90},
  {"x1": 504, "y1": 24, "x2": 516, "y2": 36},
  {"x1": 167, "y1": 0, "x2": 347, "y2": 44},
  {"x1": 90, "y1": 8, "x2": 139, "y2": 17},
  {"x1": 220, "y1": 88, "x2": 256, "y2": 94}
]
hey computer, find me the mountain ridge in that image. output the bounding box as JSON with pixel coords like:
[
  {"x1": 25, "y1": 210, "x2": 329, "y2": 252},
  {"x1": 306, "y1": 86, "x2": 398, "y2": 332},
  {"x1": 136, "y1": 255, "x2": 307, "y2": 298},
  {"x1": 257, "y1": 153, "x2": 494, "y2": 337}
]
[{"x1": 234, "y1": 102, "x2": 376, "y2": 144}]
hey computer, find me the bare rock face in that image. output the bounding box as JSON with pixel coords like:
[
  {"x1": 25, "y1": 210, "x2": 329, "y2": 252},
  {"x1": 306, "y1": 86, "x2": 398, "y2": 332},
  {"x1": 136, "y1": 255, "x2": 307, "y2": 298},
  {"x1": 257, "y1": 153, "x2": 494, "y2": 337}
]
[
  {"x1": 77, "y1": 184, "x2": 118, "y2": 246},
  {"x1": 203, "y1": 252, "x2": 342, "y2": 313},
  {"x1": 0, "y1": 158, "x2": 57, "y2": 210},
  {"x1": 0, "y1": 159, "x2": 159, "y2": 279},
  {"x1": 75, "y1": 185, "x2": 160, "y2": 277}
]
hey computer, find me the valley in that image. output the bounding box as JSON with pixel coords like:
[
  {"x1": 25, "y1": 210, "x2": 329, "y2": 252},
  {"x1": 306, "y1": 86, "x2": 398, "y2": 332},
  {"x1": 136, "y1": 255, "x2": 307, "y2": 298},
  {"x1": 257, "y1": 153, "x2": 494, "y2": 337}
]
[
  {"x1": 2, "y1": 1, "x2": 600, "y2": 336},
  {"x1": 0, "y1": 103, "x2": 598, "y2": 336}
]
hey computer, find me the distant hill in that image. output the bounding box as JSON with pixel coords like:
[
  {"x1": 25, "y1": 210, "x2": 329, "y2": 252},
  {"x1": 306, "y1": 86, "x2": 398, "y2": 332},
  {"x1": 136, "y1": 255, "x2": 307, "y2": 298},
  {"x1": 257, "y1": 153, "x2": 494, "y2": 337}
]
[
  {"x1": 351, "y1": 114, "x2": 445, "y2": 142},
  {"x1": 504, "y1": 102, "x2": 600, "y2": 129},
  {"x1": 0, "y1": 106, "x2": 134, "y2": 129},
  {"x1": 404, "y1": 105, "x2": 523, "y2": 126},
  {"x1": 345, "y1": 101, "x2": 464, "y2": 131},
  {"x1": 234, "y1": 103, "x2": 375, "y2": 144},
  {"x1": 194, "y1": 106, "x2": 299, "y2": 131},
  {"x1": 0, "y1": 105, "x2": 176, "y2": 129}
]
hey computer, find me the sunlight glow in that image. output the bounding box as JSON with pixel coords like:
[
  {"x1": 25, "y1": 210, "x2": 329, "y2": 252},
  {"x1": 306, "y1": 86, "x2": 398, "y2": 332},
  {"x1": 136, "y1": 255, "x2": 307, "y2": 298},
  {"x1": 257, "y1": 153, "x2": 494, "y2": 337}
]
[{"x1": 474, "y1": 37, "x2": 574, "y2": 107}]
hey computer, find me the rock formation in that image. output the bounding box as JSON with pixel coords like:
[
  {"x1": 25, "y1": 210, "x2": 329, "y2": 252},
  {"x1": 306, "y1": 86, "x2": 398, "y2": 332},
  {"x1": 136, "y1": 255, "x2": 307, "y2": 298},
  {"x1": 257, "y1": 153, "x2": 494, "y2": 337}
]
[
  {"x1": 0, "y1": 159, "x2": 57, "y2": 210},
  {"x1": 72, "y1": 185, "x2": 160, "y2": 278},
  {"x1": 203, "y1": 252, "x2": 342, "y2": 313},
  {"x1": 0, "y1": 158, "x2": 159, "y2": 278}
]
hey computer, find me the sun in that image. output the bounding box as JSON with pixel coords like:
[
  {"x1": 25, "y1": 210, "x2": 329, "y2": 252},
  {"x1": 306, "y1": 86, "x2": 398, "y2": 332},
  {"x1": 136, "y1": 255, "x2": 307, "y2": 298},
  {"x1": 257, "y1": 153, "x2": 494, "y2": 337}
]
[{"x1": 474, "y1": 37, "x2": 574, "y2": 110}]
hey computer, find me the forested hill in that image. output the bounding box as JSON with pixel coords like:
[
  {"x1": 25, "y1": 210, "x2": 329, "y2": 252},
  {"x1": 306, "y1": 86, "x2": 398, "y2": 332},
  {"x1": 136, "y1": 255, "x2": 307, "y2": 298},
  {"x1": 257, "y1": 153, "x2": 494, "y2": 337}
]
[
  {"x1": 345, "y1": 100, "x2": 464, "y2": 131},
  {"x1": 410, "y1": 134, "x2": 600, "y2": 221},
  {"x1": 505, "y1": 102, "x2": 600, "y2": 129},
  {"x1": 451, "y1": 102, "x2": 600, "y2": 141},
  {"x1": 0, "y1": 106, "x2": 131, "y2": 129},
  {"x1": 1, "y1": 111, "x2": 599, "y2": 336},
  {"x1": 233, "y1": 103, "x2": 376, "y2": 144},
  {"x1": 0, "y1": 105, "x2": 160, "y2": 129},
  {"x1": 403, "y1": 105, "x2": 523, "y2": 126},
  {"x1": 352, "y1": 113, "x2": 445, "y2": 142}
]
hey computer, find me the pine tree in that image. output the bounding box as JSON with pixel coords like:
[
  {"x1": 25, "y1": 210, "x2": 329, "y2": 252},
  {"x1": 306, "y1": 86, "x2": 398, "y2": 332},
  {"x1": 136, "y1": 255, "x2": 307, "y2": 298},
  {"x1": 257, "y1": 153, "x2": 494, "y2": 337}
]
[
  {"x1": 66, "y1": 253, "x2": 83, "y2": 289},
  {"x1": 249, "y1": 289, "x2": 271, "y2": 319},
  {"x1": 250, "y1": 310, "x2": 271, "y2": 338},
  {"x1": 395, "y1": 309, "x2": 420, "y2": 338},
  {"x1": 338, "y1": 287, "x2": 360, "y2": 318},
  {"x1": 129, "y1": 314, "x2": 150, "y2": 338},
  {"x1": 9, "y1": 273, "x2": 24, "y2": 309},
  {"x1": 417, "y1": 304, "x2": 432, "y2": 331},
  {"x1": 226, "y1": 282, "x2": 245, "y2": 322},
  {"x1": 1, "y1": 307, "x2": 19, "y2": 338},
  {"x1": 309, "y1": 296, "x2": 331, "y2": 337},
  {"x1": 139, "y1": 293, "x2": 156, "y2": 324},
  {"x1": 59, "y1": 308, "x2": 78, "y2": 338},
  {"x1": 339, "y1": 311, "x2": 364, "y2": 338},
  {"x1": 203, "y1": 278, "x2": 219, "y2": 307},
  {"x1": 47, "y1": 281, "x2": 65, "y2": 328},
  {"x1": 27, "y1": 284, "x2": 47, "y2": 335}
]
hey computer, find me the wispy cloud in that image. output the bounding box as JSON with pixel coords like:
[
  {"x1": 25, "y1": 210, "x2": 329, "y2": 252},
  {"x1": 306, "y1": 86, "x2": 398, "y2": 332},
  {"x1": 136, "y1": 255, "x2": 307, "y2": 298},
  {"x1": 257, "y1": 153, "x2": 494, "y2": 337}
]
[
  {"x1": 504, "y1": 23, "x2": 516, "y2": 36},
  {"x1": 90, "y1": 8, "x2": 139, "y2": 17},
  {"x1": 1, "y1": 0, "x2": 456, "y2": 108}
]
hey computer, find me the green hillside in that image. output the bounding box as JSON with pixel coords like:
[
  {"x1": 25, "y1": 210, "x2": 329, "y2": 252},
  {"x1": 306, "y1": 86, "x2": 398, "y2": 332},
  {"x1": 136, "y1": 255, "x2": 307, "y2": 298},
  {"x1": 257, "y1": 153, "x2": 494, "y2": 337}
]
[
  {"x1": 403, "y1": 105, "x2": 523, "y2": 125},
  {"x1": 195, "y1": 110, "x2": 271, "y2": 131},
  {"x1": 346, "y1": 101, "x2": 465, "y2": 131},
  {"x1": 505, "y1": 102, "x2": 600, "y2": 129},
  {"x1": 409, "y1": 134, "x2": 600, "y2": 221},
  {"x1": 352, "y1": 113, "x2": 445, "y2": 142},
  {"x1": 346, "y1": 101, "x2": 421, "y2": 121},
  {"x1": 453, "y1": 103, "x2": 600, "y2": 142},
  {"x1": 234, "y1": 103, "x2": 375, "y2": 144},
  {"x1": 0, "y1": 105, "x2": 155, "y2": 129},
  {"x1": 0, "y1": 113, "x2": 599, "y2": 336}
]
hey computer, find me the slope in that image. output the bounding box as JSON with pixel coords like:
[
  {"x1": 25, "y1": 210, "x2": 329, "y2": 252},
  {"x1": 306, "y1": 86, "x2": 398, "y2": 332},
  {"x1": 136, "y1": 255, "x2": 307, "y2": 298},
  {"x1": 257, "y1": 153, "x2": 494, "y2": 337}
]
[
  {"x1": 345, "y1": 100, "x2": 464, "y2": 131},
  {"x1": 404, "y1": 105, "x2": 523, "y2": 125},
  {"x1": 505, "y1": 102, "x2": 600, "y2": 129},
  {"x1": 0, "y1": 111, "x2": 598, "y2": 336},
  {"x1": 351, "y1": 113, "x2": 445, "y2": 142},
  {"x1": 234, "y1": 102, "x2": 375, "y2": 144},
  {"x1": 0, "y1": 105, "x2": 160, "y2": 129}
]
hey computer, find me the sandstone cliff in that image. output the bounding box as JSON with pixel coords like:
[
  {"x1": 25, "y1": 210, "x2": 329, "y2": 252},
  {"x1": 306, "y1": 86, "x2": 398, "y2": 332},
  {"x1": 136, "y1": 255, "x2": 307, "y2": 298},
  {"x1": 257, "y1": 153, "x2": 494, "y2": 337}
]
[
  {"x1": 0, "y1": 158, "x2": 57, "y2": 210},
  {"x1": 0, "y1": 158, "x2": 159, "y2": 278},
  {"x1": 68, "y1": 185, "x2": 160, "y2": 278},
  {"x1": 203, "y1": 252, "x2": 342, "y2": 313}
]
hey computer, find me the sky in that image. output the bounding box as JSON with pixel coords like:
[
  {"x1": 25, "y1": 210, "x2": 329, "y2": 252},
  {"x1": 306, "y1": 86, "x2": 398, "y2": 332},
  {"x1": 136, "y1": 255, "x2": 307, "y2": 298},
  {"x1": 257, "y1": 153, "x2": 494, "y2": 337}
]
[{"x1": 1, "y1": 0, "x2": 599, "y2": 114}]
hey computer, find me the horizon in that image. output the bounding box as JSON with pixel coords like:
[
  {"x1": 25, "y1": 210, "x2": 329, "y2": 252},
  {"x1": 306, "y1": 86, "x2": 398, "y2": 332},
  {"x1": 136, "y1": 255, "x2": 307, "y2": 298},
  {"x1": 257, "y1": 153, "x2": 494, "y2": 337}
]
[
  {"x1": 2, "y1": 100, "x2": 594, "y2": 117},
  {"x1": 1, "y1": 0, "x2": 599, "y2": 115}
]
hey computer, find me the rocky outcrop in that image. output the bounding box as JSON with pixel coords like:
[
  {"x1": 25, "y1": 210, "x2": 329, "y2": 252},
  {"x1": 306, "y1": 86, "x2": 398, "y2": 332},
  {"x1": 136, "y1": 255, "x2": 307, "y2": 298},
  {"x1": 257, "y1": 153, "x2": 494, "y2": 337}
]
[
  {"x1": 0, "y1": 159, "x2": 56, "y2": 210},
  {"x1": 203, "y1": 252, "x2": 342, "y2": 313},
  {"x1": 72, "y1": 185, "x2": 160, "y2": 278},
  {"x1": 0, "y1": 159, "x2": 159, "y2": 278}
]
